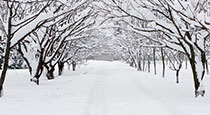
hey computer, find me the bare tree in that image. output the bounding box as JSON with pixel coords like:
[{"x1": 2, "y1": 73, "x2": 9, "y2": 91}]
[
  {"x1": 165, "y1": 50, "x2": 184, "y2": 83},
  {"x1": 0, "y1": 0, "x2": 56, "y2": 97},
  {"x1": 18, "y1": 0, "x2": 97, "y2": 85}
]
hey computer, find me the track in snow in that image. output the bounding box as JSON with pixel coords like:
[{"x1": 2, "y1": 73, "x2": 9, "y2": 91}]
[
  {"x1": 83, "y1": 73, "x2": 107, "y2": 115},
  {"x1": 82, "y1": 61, "x2": 173, "y2": 115}
]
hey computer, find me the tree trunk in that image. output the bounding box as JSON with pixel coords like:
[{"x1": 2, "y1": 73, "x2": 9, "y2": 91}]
[
  {"x1": 176, "y1": 53, "x2": 183, "y2": 84},
  {"x1": 17, "y1": 43, "x2": 32, "y2": 75},
  {"x1": 185, "y1": 56, "x2": 188, "y2": 70},
  {"x1": 0, "y1": 85, "x2": 3, "y2": 97},
  {"x1": 129, "y1": 61, "x2": 134, "y2": 67},
  {"x1": 72, "y1": 61, "x2": 76, "y2": 71},
  {"x1": 58, "y1": 61, "x2": 64, "y2": 76},
  {"x1": 189, "y1": 59, "x2": 202, "y2": 97},
  {"x1": 143, "y1": 56, "x2": 146, "y2": 71},
  {"x1": 187, "y1": 47, "x2": 206, "y2": 97},
  {"x1": 176, "y1": 69, "x2": 180, "y2": 84},
  {"x1": 161, "y1": 48, "x2": 165, "y2": 77},
  {"x1": 137, "y1": 59, "x2": 142, "y2": 71},
  {"x1": 153, "y1": 48, "x2": 157, "y2": 75},
  {"x1": 139, "y1": 60, "x2": 142, "y2": 71},
  {"x1": 31, "y1": 49, "x2": 44, "y2": 85},
  {"x1": 46, "y1": 65, "x2": 55, "y2": 80},
  {"x1": 130, "y1": 58, "x2": 135, "y2": 68},
  {"x1": 148, "y1": 55, "x2": 150, "y2": 73},
  {"x1": 0, "y1": 45, "x2": 10, "y2": 97},
  {"x1": 31, "y1": 65, "x2": 44, "y2": 85},
  {"x1": 206, "y1": 59, "x2": 209, "y2": 75},
  {"x1": 0, "y1": 8, "x2": 12, "y2": 97},
  {"x1": 176, "y1": 64, "x2": 182, "y2": 84}
]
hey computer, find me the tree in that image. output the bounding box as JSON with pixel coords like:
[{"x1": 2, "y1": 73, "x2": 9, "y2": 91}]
[
  {"x1": 0, "y1": 0, "x2": 58, "y2": 97},
  {"x1": 18, "y1": 0, "x2": 97, "y2": 85},
  {"x1": 165, "y1": 50, "x2": 184, "y2": 83}
]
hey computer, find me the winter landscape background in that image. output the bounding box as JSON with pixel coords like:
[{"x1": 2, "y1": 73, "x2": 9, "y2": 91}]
[{"x1": 1, "y1": 0, "x2": 210, "y2": 115}]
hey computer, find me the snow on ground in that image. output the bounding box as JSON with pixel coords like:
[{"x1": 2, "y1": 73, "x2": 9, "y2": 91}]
[{"x1": 1, "y1": 60, "x2": 210, "y2": 115}]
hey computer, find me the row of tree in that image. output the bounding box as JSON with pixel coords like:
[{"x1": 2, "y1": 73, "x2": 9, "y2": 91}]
[
  {"x1": 101, "y1": 0, "x2": 210, "y2": 97},
  {"x1": 0, "y1": 0, "x2": 101, "y2": 97}
]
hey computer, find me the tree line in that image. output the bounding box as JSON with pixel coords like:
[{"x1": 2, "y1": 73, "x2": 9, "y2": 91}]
[{"x1": 101, "y1": 0, "x2": 210, "y2": 97}]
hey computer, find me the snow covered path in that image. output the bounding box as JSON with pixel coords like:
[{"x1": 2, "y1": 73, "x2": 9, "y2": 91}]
[
  {"x1": 1, "y1": 61, "x2": 210, "y2": 115},
  {"x1": 85, "y1": 62, "x2": 171, "y2": 115}
]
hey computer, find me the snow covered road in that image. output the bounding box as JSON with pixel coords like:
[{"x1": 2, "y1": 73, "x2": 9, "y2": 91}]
[
  {"x1": 1, "y1": 61, "x2": 210, "y2": 115},
  {"x1": 85, "y1": 61, "x2": 171, "y2": 115}
]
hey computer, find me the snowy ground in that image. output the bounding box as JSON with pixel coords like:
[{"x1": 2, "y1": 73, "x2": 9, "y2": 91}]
[{"x1": 1, "y1": 60, "x2": 210, "y2": 115}]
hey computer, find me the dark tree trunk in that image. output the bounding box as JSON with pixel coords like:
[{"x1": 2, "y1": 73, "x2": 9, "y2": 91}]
[
  {"x1": 46, "y1": 65, "x2": 55, "y2": 80},
  {"x1": 176, "y1": 70, "x2": 180, "y2": 84},
  {"x1": 176, "y1": 66, "x2": 181, "y2": 84},
  {"x1": 189, "y1": 59, "x2": 201, "y2": 97},
  {"x1": 0, "y1": 85, "x2": 2, "y2": 97},
  {"x1": 206, "y1": 59, "x2": 209, "y2": 75},
  {"x1": 129, "y1": 62, "x2": 133, "y2": 67},
  {"x1": 129, "y1": 58, "x2": 135, "y2": 68},
  {"x1": 46, "y1": 68, "x2": 55, "y2": 80},
  {"x1": 0, "y1": 47, "x2": 10, "y2": 97},
  {"x1": 130, "y1": 61, "x2": 135, "y2": 68},
  {"x1": 200, "y1": 51, "x2": 206, "y2": 81},
  {"x1": 187, "y1": 45, "x2": 206, "y2": 97},
  {"x1": 0, "y1": 8, "x2": 12, "y2": 97},
  {"x1": 153, "y1": 48, "x2": 157, "y2": 75},
  {"x1": 72, "y1": 61, "x2": 76, "y2": 71},
  {"x1": 137, "y1": 59, "x2": 142, "y2": 71},
  {"x1": 17, "y1": 43, "x2": 32, "y2": 75},
  {"x1": 143, "y1": 56, "x2": 146, "y2": 71},
  {"x1": 58, "y1": 61, "x2": 64, "y2": 76},
  {"x1": 31, "y1": 65, "x2": 44, "y2": 85},
  {"x1": 148, "y1": 55, "x2": 151, "y2": 73},
  {"x1": 31, "y1": 49, "x2": 44, "y2": 85},
  {"x1": 176, "y1": 53, "x2": 183, "y2": 84},
  {"x1": 161, "y1": 48, "x2": 165, "y2": 77}
]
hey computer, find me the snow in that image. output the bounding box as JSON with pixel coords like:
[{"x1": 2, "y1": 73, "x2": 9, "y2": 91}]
[{"x1": 1, "y1": 60, "x2": 210, "y2": 115}]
